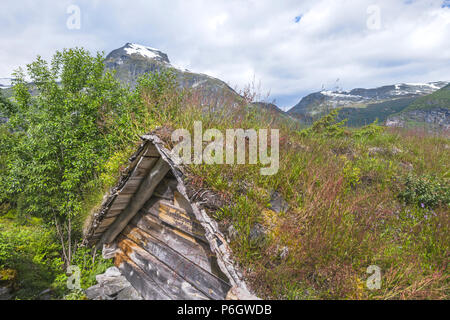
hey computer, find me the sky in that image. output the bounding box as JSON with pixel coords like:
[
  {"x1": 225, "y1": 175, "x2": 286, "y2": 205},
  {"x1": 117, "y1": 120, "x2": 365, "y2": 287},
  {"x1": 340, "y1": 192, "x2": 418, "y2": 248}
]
[{"x1": 1, "y1": 0, "x2": 449, "y2": 111}]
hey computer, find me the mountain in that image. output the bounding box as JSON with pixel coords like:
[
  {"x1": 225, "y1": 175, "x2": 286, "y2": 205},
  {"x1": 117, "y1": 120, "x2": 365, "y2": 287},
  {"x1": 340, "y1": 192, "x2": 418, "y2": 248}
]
[
  {"x1": 0, "y1": 44, "x2": 239, "y2": 100},
  {"x1": 337, "y1": 97, "x2": 417, "y2": 127},
  {"x1": 104, "y1": 43, "x2": 290, "y2": 116},
  {"x1": 0, "y1": 43, "x2": 287, "y2": 117},
  {"x1": 252, "y1": 102, "x2": 285, "y2": 114},
  {"x1": 0, "y1": 78, "x2": 13, "y2": 98},
  {"x1": 288, "y1": 81, "x2": 449, "y2": 125},
  {"x1": 385, "y1": 84, "x2": 450, "y2": 130},
  {"x1": 0, "y1": 78, "x2": 12, "y2": 90},
  {"x1": 4, "y1": 43, "x2": 447, "y2": 127},
  {"x1": 104, "y1": 43, "x2": 238, "y2": 99}
]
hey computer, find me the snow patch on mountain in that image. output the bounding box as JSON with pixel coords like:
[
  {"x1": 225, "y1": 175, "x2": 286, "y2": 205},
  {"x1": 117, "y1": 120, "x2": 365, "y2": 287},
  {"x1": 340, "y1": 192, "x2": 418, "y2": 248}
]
[
  {"x1": 320, "y1": 90, "x2": 361, "y2": 99},
  {"x1": 124, "y1": 43, "x2": 162, "y2": 60},
  {"x1": 404, "y1": 82, "x2": 441, "y2": 90},
  {"x1": 122, "y1": 43, "x2": 190, "y2": 72},
  {"x1": 288, "y1": 81, "x2": 449, "y2": 117},
  {"x1": 392, "y1": 82, "x2": 447, "y2": 96}
]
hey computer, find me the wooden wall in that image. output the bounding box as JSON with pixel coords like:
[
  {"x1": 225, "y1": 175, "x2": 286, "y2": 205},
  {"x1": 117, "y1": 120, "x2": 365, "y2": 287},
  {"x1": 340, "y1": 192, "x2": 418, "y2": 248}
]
[{"x1": 114, "y1": 191, "x2": 231, "y2": 300}]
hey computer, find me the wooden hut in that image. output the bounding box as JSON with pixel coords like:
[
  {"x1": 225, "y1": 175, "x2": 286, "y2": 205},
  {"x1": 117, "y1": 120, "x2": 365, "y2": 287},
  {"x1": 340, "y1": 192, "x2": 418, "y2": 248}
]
[{"x1": 83, "y1": 134, "x2": 255, "y2": 300}]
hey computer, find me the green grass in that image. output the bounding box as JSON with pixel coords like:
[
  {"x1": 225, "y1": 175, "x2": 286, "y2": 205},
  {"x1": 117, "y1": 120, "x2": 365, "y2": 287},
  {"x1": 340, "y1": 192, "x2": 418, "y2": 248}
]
[
  {"x1": 403, "y1": 84, "x2": 450, "y2": 112},
  {"x1": 152, "y1": 95, "x2": 449, "y2": 299},
  {"x1": 0, "y1": 208, "x2": 113, "y2": 300},
  {"x1": 1, "y1": 60, "x2": 448, "y2": 300},
  {"x1": 337, "y1": 97, "x2": 416, "y2": 127},
  {"x1": 0, "y1": 212, "x2": 64, "y2": 299}
]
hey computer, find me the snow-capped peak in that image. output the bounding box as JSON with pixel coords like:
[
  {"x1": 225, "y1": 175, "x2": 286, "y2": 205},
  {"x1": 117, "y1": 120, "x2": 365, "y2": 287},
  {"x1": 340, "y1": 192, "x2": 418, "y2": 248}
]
[
  {"x1": 402, "y1": 82, "x2": 441, "y2": 90},
  {"x1": 391, "y1": 81, "x2": 448, "y2": 96},
  {"x1": 121, "y1": 43, "x2": 191, "y2": 71},
  {"x1": 124, "y1": 43, "x2": 164, "y2": 60}
]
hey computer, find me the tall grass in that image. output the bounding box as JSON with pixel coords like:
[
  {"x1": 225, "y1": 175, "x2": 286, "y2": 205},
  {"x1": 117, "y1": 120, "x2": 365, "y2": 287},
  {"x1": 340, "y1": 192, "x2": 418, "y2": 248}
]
[{"x1": 83, "y1": 70, "x2": 449, "y2": 300}]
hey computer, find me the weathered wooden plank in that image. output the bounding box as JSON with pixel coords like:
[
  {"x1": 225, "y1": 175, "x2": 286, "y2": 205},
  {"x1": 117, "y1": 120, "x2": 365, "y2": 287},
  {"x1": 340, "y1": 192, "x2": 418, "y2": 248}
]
[
  {"x1": 95, "y1": 224, "x2": 110, "y2": 234},
  {"x1": 139, "y1": 156, "x2": 160, "y2": 169},
  {"x1": 90, "y1": 234, "x2": 102, "y2": 241},
  {"x1": 143, "y1": 197, "x2": 208, "y2": 244},
  {"x1": 118, "y1": 177, "x2": 144, "y2": 195},
  {"x1": 158, "y1": 202, "x2": 207, "y2": 241},
  {"x1": 100, "y1": 157, "x2": 171, "y2": 245},
  {"x1": 129, "y1": 157, "x2": 158, "y2": 179},
  {"x1": 131, "y1": 212, "x2": 212, "y2": 271},
  {"x1": 117, "y1": 157, "x2": 158, "y2": 195},
  {"x1": 143, "y1": 144, "x2": 160, "y2": 158},
  {"x1": 108, "y1": 199, "x2": 130, "y2": 211},
  {"x1": 121, "y1": 225, "x2": 231, "y2": 299},
  {"x1": 111, "y1": 194, "x2": 133, "y2": 205},
  {"x1": 174, "y1": 191, "x2": 194, "y2": 215},
  {"x1": 98, "y1": 216, "x2": 117, "y2": 228},
  {"x1": 117, "y1": 237, "x2": 210, "y2": 300},
  {"x1": 142, "y1": 196, "x2": 167, "y2": 215},
  {"x1": 115, "y1": 250, "x2": 171, "y2": 300},
  {"x1": 124, "y1": 141, "x2": 151, "y2": 172},
  {"x1": 104, "y1": 208, "x2": 123, "y2": 219}
]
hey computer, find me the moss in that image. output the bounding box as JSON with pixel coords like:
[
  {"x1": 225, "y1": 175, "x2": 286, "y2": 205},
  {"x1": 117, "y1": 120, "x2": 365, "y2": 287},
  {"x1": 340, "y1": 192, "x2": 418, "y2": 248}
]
[{"x1": 0, "y1": 268, "x2": 17, "y2": 282}]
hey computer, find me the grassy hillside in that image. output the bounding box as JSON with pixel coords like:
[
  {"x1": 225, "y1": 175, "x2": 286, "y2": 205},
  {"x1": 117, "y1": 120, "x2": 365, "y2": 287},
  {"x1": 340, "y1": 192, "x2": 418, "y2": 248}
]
[
  {"x1": 157, "y1": 105, "x2": 449, "y2": 300},
  {"x1": 1, "y1": 48, "x2": 448, "y2": 300},
  {"x1": 337, "y1": 98, "x2": 416, "y2": 127},
  {"x1": 385, "y1": 85, "x2": 450, "y2": 130},
  {"x1": 293, "y1": 84, "x2": 449, "y2": 128},
  {"x1": 403, "y1": 84, "x2": 450, "y2": 112}
]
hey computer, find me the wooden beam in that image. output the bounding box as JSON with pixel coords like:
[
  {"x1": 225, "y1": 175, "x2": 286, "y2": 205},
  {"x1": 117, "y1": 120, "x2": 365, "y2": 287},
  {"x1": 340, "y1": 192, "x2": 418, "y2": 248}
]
[
  {"x1": 99, "y1": 157, "x2": 171, "y2": 245},
  {"x1": 174, "y1": 191, "x2": 194, "y2": 215},
  {"x1": 143, "y1": 144, "x2": 160, "y2": 158}
]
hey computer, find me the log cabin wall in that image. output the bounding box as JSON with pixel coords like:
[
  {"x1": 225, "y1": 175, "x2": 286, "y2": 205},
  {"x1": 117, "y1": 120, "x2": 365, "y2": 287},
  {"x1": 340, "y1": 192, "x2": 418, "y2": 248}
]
[{"x1": 83, "y1": 135, "x2": 255, "y2": 300}]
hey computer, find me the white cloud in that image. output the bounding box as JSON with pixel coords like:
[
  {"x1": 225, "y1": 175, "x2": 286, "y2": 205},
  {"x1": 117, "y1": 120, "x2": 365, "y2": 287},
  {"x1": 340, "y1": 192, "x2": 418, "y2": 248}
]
[{"x1": 0, "y1": 0, "x2": 449, "y2": 110}]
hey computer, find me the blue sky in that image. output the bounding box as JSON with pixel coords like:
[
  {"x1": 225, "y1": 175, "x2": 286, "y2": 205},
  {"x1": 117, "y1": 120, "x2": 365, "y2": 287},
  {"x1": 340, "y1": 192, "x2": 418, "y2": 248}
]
[{"x1": 1, "y1": 0, "x2": 449, "y2": 110}]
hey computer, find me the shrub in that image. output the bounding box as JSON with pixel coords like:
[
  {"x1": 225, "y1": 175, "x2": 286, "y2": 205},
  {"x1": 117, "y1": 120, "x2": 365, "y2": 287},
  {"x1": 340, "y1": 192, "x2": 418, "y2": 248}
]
[
  {"x1": 342, "y1": 159, "x2": 361, "y2": 189},
  {"x1": 354, "y1": 120, "x2": 384, "y2": 139},
  {"x1": 399, "y1": 173, "x2": 449, "y2": 208},
  {"x1": 70, "y1": 246, "x2": 113, "y2": 289},
  {"x1": 299, "y1": 109, "x2": 348, "y2": 138},
  {"x1": 0, "y1": 233, "x2": 14, "y2": 268}
]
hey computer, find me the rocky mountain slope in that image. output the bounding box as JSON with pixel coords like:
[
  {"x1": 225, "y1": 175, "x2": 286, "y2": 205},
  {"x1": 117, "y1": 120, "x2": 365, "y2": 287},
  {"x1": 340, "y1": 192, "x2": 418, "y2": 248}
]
[
  {"x1": 105, "y1": 43, "x2": 238, "y2": 98},
  {"x1": 104, "y1": 43, "x2": 290, "y2": 116},
  {"x1": 385, "y1": 84, "x2": 450, "y2": 130},
  {"x1": 288, "y1": 81, "x2": 449, "y2": 125},
  {"x1": 0, "y1": 78, "x2": 12, "y2": 90},
  {"x1": 0, "y1": 44, "x2": 239, "y2": 101}
]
